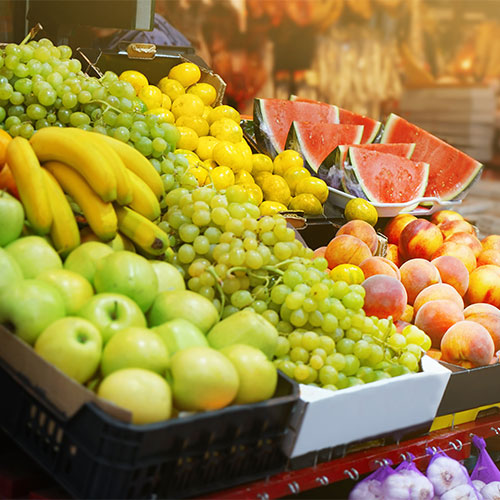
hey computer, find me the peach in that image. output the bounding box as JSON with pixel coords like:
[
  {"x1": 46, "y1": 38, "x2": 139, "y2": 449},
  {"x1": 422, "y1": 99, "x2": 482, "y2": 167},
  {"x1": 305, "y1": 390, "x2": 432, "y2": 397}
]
[
  {"x1": 399, "y1": 258, "x2": 441, "y2": 305},
  {"x1": 441, "y1": 320, "x2": 495, "y2": 368},
  {"x1": 445, "y1": 232, "x2": 482, "y2": 258},
  {"x1": 362, "y1": 275, "x2": 407, "y2": 320},
  {"x1": 438, "y1": 219, "x2": 475, "y2": 239},
  {"x1": 482, "y1": 235, "x2": 500, "y2": 252},
  {"x1": 427, "y1": 348, "x2": 442, "y2": 360},
  {"x1": 466, "y1": 312, "x2": 500, "y2": 351},
  {"x1": 413, "y1": 283, "x2": 464, "y2": 314},
  {"x1": 465, "y1": 265, "x2": 500, "y2": 308},
  {"x1": 314, "y1": 246, "x2": 327, "y2": 259},
  {"x1": 464, "y1": 303, "x2": 500, "y2": 317},
  {"x1": 385, "y1": 243, "x2": 402, "y2": 267},
  {"x1": 414, "y1": 299, "x2": 465, "y2": 348},
  {"x1": 432, "y1": 241, "x2": 477, "y2": 273},
  {"x1": 325, "y1": 234, "x2": 372, "y2": 269},
  {"x1": 359, "y1": 256, "x2": 400, "y2": 280},
  {"x1": 431, "y1": 255, "x2": 470, "y2": 297},
  {"x1": 430, "y1": 210, "x2": 464, "y2": 225},
  {"x1": 337, "y1": 220, "x2": 379, "y2": 254},
  {"x1": 477, "y1": 249, "x2": 500, "y2": 267},
  {"x1": 399, "y1": 218, "x2": 444, "y2": 261},
  {"x1": 383, "y1": 214, "x2": 416, "y2": 246}
]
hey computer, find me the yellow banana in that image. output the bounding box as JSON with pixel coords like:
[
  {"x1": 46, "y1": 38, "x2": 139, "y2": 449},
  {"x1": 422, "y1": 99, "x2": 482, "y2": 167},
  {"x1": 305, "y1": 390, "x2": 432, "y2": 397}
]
[
  {"x1": 126, "y1": 169, "x2": 161, "y2": 221},
  {"x1": 96, "y1": 134, "x2": 165, "y2": 201},
  {"x1": 64, "y1": 128, "x2": 133, "y2": 205},
  {"x1": 30, "y1": 127, "x2": 117, "y2": 202},
  {"x1": 115, "y1": 205, "x2": 168, "y2": 256},
  {"x1": 5, "y1": 136, "x2": 52, "y2": 234},
  {"x1": 40, "y1": 168, "x2": 80, "y2": 256},
  {"x1": 44, "y1": 161, "x2": 117, "y2": 242}
]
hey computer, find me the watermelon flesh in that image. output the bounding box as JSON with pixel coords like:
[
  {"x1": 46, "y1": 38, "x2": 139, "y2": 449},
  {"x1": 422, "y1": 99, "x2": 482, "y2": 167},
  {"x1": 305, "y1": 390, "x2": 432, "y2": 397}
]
[
  {"x1": 335, "y1": 143, "x2": 416, "y2": 165},
  {"x1": 342, "y1": 149, "x2": 430, "y2": 207},
  {"x1": 253, "y1": 98, "x2": 339, "y2": 158},
  {"x1": 381, "y1": 113, "x2": 483, "y2": 200},
  {"x1": 285, "y1": 121, "x2": 364, "y2": 173}
]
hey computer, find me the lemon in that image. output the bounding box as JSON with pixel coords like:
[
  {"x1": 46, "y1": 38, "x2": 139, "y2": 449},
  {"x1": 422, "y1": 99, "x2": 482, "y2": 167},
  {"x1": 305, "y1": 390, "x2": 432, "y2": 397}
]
[
  {"x1": 176, "y1": 115, "x2": 209, "y2": 137},
  {"x1": 235, "y1": 141, "x2": 253, "y2": 172},
  {"x1": 329, "y1": 264, "x2": 365, "y2": 285},
  {"x1": 209, "y1": 118, "x2": 243, "y2": 143},
  {"x1": 157, "y1": 77, "x2": 185, "y2": 101},
  {"x1": 212, "y1": 141, "x2": 245, "y2": 173},
  {"x1": 273, "y1": 150, "x2": 304, "y2": 176},
  {"x1": 254, "y1": 171, "x2": 273, "y2": 186},
  {"x1": 252, "y1": 154, "x2": 273, "y2": 175},
  {"x1": 210, "y1": 166, "x2": 235, "y2": 190},
  {"x1": 161, "y1": 93, "x2": 172, "y2": 110},
  {"x1": 168, "y1": 62, "x2": 201, "y2": 87},
  {"x1": 289, "y1": 193, "x2": 323, "y2": 215},
  {"x1": 344, "y1": 197, "x2": 378, "y2": 226},
  {"x1": 196, "y1": 136, "x2": 219, "y2": 160},
  {"x1": 174, "y1": 149, "x2": 200, "y2": 166},
  {"x1": 203, "y1": 159, "x2": 217, "y2": 170},
  {"x1": 189, "y1": 166, "x2": 208, "y2": 186},
  {"x1": 261, "y1": 175, "x2": 291, "y2": 206},
  {"x1": 119, "y1": 70, "x2": 148, "y2": 94},
  {"x1": 295, "y1": 176, "x2": 329, "y2": 204},
  {"x1": 187, "y1": 82, "x2": 217, "y2": 106},
  {"x1": 171, "y1": 94, "x2": 205, "y2": 119},
  {"x1": 235, "y1": 170, "x2": 254, "y2": 185},
  {"x1": 207, "y1": 105, "x2": 240, "y2": 125},
  {"x1": 242, "y1": 183, "x2": 263, "y2": 205},
  {"x1": 176, "y1": 126, "x2": 199, "y2": 151},
  {"x1": 145, "y1": 107, "x2": 175, "y2": 124},
  {"x1": 202, "y1": 106, "x2": 213, "y2": 120},
  {"x1": 259, "y1": 200, "x2": 288, "y2": 216},
  {"x1": 225, "y1": 185, "x2": 249, "y2": 204},
  {"x1": 138, "y1": 85, "x2": 163, "y2": 110},
  {"x1": 283, "y1": 167, "x2": 310, "y2": 195}
]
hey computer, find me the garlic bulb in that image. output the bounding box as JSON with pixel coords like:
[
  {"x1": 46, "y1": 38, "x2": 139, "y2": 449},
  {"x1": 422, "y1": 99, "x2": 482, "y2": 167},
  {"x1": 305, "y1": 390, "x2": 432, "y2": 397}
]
[
  {"x1": 473, "y1": 481, "x2": 486, "y2": 492},
  {"x1": 427, "y1": 456, "x2": 470, "y2": 495},
  {"x1": 481, "y1": 481, "x2": 500, "y2": 500},
  {"x1": 348, "y1": 479, "x2": 383, "y2": 500},
  {"x1": 382, "y1": 470, "x2": 434, "y2": 500},
  {"x1": 440, "y1": 483, "x2": 481, "y2": 500}
]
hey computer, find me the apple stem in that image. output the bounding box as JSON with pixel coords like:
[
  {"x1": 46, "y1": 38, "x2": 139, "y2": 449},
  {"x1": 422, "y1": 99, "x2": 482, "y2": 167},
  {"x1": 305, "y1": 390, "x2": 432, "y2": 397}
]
[{"x1": 111, "y1": 301, "x2": 118, "y2": 320}]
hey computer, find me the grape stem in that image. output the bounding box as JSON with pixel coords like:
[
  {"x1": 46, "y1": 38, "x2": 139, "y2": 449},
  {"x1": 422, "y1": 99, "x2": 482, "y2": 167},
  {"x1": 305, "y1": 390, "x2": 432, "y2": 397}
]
[
  {"x1": 88, "y1": 99, "x2": 122, "y2": 115},
  {"x1": 207, "y1": 265, "x2": 225, "y2": 318}
]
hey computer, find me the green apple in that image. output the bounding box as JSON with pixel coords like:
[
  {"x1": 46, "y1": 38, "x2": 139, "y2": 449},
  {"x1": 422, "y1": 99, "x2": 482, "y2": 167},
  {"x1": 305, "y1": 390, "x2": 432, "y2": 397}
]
[
  {"x1": 64, "y1": 241, "x2": 113, "y2": 286},
  {"x1": 98, "y1": 368, "x2": 172, "y2": 424},
  {"x1": 34, "y1": 317, "x2": 102, "y2": 383},
  {"x1": 94, "y1": 251, "x2": 158, "y2": 313},
  {"x1": 0, "y1": 279, "x2": 66, "y2": 344},
  {"x1": 81, "y1": 228, "x2": 135, "y2": 252},
  {"x1": 170, "y1": 346, "x2": 239, "y2": 411},
  {"x1": 78, "y1": 293, "x2": 146, "y2": 344},
  {"x1": 101, "y1": 327, "x2": 169, "y2": 377},
  {"x1": 148, "y1": 290, "x2": 218, "y2": 333},
  {"x1": 37, "y1": 269, "x2": 94, "y2": 315},
  {"x1": 207, "y1": 310, "x2": 278, "y2": 359},
  {"x1": 151, "y1": 261, "x2": 185, "y2": 293},
  {"x1": 153, "y1": 318, "x2": 207, "y2": 357},
  {"x1": 221, "y1": 344, "x2": 277, "y2": 405},
  {"x1": 0, "y1": 247, "x2": 23, "y2": 294},
  {"x1": 6, "y1": 236, "x2": 62, "y2": 278},
  {"x1": 0, "y1": 191, "x2": 24, "y2": 247}
]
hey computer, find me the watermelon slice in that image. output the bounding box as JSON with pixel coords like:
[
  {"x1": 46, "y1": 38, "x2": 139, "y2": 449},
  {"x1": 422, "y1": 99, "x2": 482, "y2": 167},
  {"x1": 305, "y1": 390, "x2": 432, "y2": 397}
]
[
  {"x1": 335, "y1": 143, "x2": 416, "y2": 165},
  {"x1": 342, "y1": 149, "x2": 430, "y2": 208},
  {"x1": 381, "y1": 114, "x2": 483, "y2": 201},
  {"x1": 290, "y1": 95, "x2": 382, "y2": 144},
  {"x1": 285, "y1": 121, "x2": 364, "y2": 173},
  {"x1": 253, "y1": 98, "x2": 339, "y2": 158}
]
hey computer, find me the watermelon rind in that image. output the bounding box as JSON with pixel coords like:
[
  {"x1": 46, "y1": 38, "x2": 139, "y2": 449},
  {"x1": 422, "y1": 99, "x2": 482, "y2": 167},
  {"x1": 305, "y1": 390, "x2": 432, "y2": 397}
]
[
  {"x1": 343, "y1": 149, "x2": 430, "y2": 210},
  {"x1": 381, "y1": 113, "x2": 483, "y2": 201}
]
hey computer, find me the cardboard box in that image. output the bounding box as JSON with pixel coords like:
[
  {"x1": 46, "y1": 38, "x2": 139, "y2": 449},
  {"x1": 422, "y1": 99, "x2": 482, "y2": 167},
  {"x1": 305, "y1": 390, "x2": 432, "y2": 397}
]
[{"x1": 282, "y1": 356, "x2": 451, "y2": 459}]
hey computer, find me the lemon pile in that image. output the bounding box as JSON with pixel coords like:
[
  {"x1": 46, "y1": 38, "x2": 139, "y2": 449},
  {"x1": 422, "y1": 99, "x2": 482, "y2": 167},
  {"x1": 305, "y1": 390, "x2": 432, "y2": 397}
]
[{"x1": 120, "y1": 63, "x2": 329, "y2": 216}]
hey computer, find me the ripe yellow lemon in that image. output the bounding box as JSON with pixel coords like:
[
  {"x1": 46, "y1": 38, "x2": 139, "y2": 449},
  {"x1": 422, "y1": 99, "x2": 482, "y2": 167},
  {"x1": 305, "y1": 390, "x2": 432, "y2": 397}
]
[
  {"x1": 176, "y1": 115, "x2": 209, "y2": 137},
  {"x1": 168, "y1": 62, "x2": 201, "y2": 87},
  {"x1": 289, "y1": 193, "x2": 323, "y2": 215},
  {"x1": 259, "y1": 200, "x2": 288, "y2": 216},
  {"x1": 273, "y1": 150, "x2": 304, "y2": 176},
  {"x1": 243, "y1": 183, "x2": 263, "y2": 205},
  {"x1": 174, "y1": 149, "x2": 200, "y2": 167},
  {"x1": 189, "y1": 166, "x2": 208, "y2": 186},
  {"x1": 138, "y1": 85, "x2": 162, "y2": 110},
  {"x1": 145, "y1": 107, "x2": 175, "y2": 124},
  {"x1": 196, "y1": 136, "x2": 219, "y2": 160},
  {"x1": 254, "y1": 171, "x2": 273, "y2": 186},
  {"x1": 161, "y1": 93, "x2": 172, "y2": 110},
  {"x1": 212, "y1": 141, "x2": 245, "y2": 173},
  {"x1": 283, "y1": 167, "x2": 310, "y2": 195},
  {"x1": 157, "y1": 77, "x2": 185, "y2": 101},
  {"x1": 203, "y1": 159, "x2": 217, "y2": 170},
  {"x1": 207, "y1": 105, "x2": 240, "y2": 125},
  {"x1": 187, "y1": 82, "x2": 217, "y2": 106},
  {"x1": 119, "y1": 70, "x2": 148, "y2": 94},
  {"x1": 329, "y1": 264, "x2": 365, "y2": 285},
  {"x1": 295, "y1": 176, "x2": 329, "y2": 204},
  {"x1": 261, "y1": 175, "x2": 291, "y2": 206},
  {"x1": 171, "y1": 94, "x2": 205, "y2": 119},
  {"x1": 176, "y1": 126, "x2": 199, "y2": 151},
  {"x1": 344, "y1": 198, "x2": 378, "y2": 226},
  {"x1": 234, "y1": 170, "x2": 254, "y2": 185},
  {"x1": 252, "y1": 154, "x2": 273, "y2": 175},
  {"x1": 210, "y1": 118, "x2": 243, "y2": 143},
  {"x1": 210, "y1": 166, "x2": 235, "y2": 190}
]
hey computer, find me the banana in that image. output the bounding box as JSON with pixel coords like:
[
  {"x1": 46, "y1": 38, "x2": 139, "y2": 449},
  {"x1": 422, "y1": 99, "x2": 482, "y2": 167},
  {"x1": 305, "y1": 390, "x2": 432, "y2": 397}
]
[
  {"x1": 5, "y1": 136, "x2": 52, "y2": 234},
  {"x1": 63, "y1": 128, "x2": 133, "y2": 205},
  {"x1": 96, "y1": 134, "x2": 165, "y2": 201},
  {"x1": 30, "y1": 127, "x2": 117, "y2": 202},
  {"x1": 126, "y1": 169, "x2": 161, "y2": 221},
  {"x1": 44, "y1": 161, "x2": 118, "y2": 242},
  {"x1": 40, "y1": 168, "x2": 80, "y2": 256},
  {"x1": 115, "y1": 205, "x2": 168, "y2": 256}
]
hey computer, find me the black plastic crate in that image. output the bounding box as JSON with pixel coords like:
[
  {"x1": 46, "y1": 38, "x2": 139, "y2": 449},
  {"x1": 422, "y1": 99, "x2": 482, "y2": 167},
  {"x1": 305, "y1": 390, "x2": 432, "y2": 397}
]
[{"x1": 0, "y1": 357, "x2": 299, "y2": 499}]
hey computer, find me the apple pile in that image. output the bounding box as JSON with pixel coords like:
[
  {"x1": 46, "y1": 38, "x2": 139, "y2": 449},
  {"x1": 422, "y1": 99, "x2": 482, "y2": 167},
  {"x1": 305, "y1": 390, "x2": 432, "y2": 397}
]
[{"x1": 0, "y1": 192, "x2": 280, "y2": 425}]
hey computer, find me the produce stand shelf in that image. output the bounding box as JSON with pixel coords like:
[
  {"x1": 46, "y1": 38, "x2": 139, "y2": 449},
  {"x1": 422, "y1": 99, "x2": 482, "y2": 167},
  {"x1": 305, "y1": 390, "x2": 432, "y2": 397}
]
[{"x1": 201, "y1": 413, "x2": 500, "y2": 500}]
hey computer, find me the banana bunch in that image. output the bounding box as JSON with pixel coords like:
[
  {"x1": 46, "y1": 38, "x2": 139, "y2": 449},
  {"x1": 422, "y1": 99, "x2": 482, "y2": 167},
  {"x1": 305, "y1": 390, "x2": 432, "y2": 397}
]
[{"x1": 5, "y1": 128, "x2": 168, "y2": 257}]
